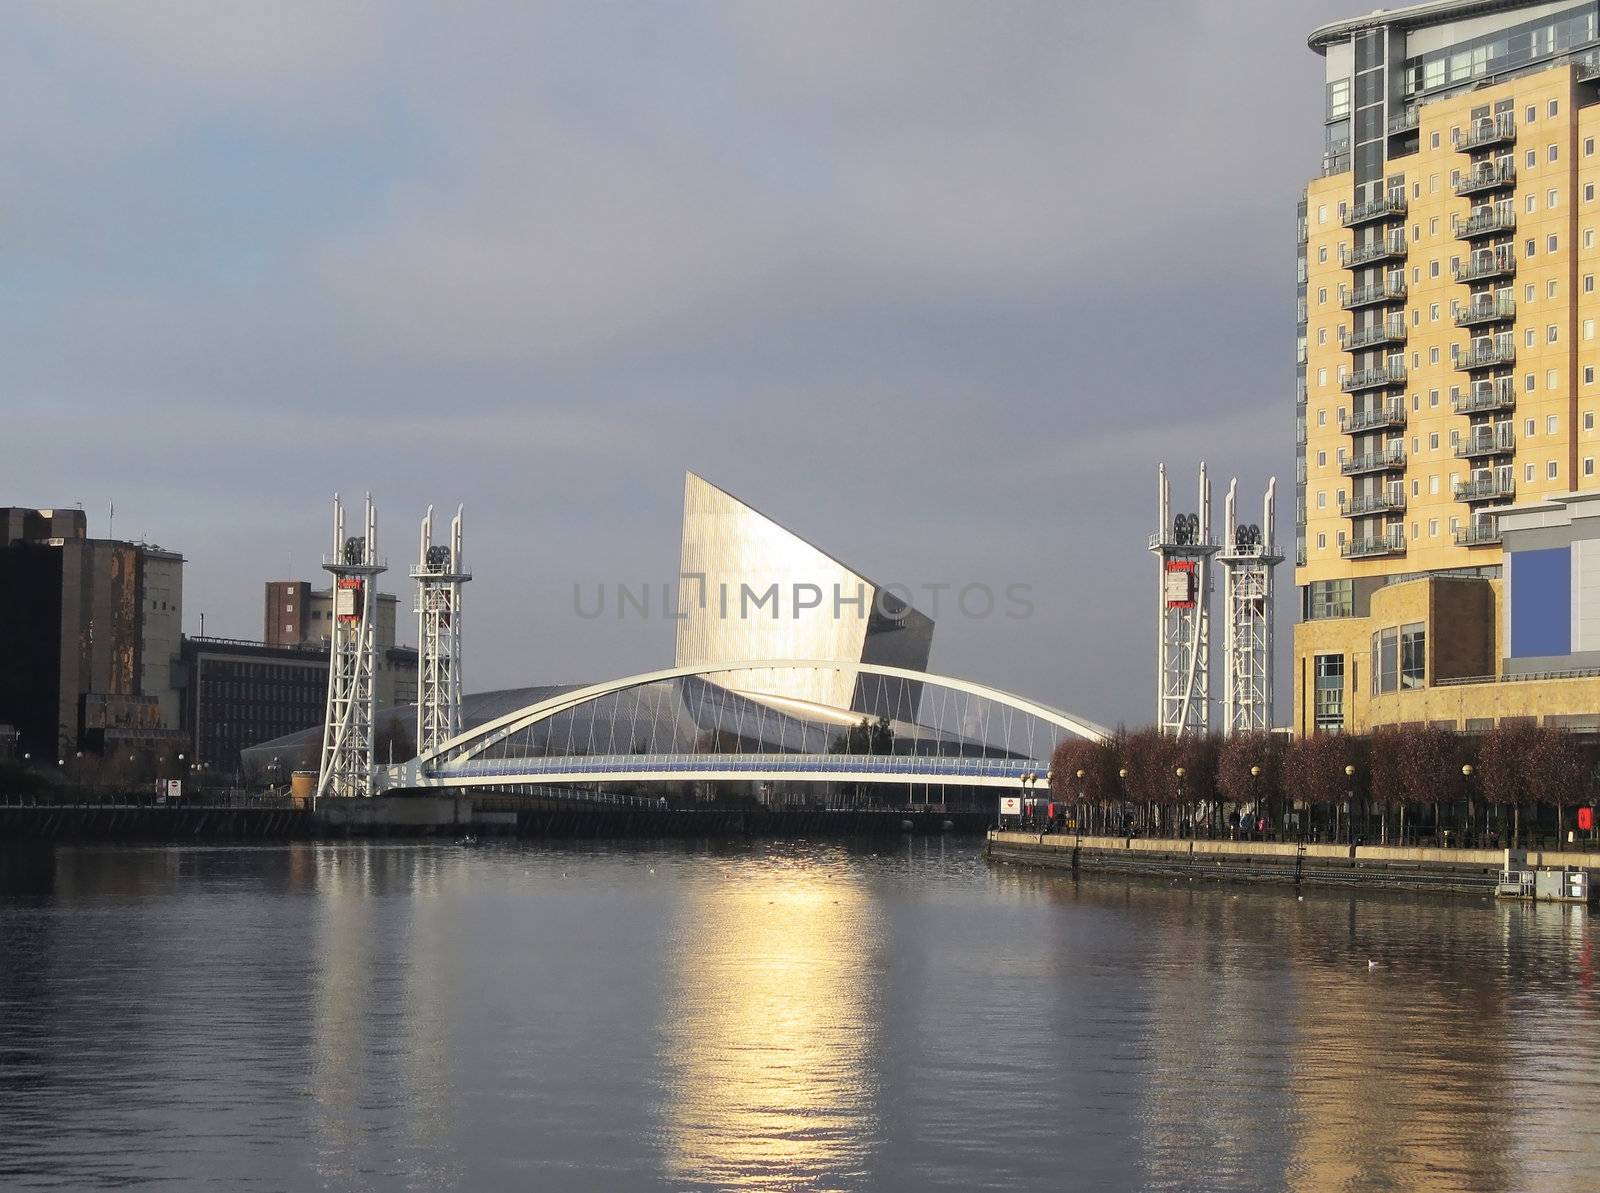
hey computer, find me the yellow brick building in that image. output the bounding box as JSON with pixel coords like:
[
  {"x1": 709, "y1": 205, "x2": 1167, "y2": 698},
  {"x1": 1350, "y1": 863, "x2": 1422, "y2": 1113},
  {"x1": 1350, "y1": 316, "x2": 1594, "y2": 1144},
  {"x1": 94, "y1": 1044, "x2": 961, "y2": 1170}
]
[{"x1": 1294, "y1": 1, "x2": 1600, "y2": 735}]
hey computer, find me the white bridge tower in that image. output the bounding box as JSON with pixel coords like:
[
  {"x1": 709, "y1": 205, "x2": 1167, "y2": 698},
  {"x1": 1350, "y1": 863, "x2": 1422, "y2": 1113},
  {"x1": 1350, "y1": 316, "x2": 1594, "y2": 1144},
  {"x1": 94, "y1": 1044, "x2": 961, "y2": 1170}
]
[
  {"x1": 412, "y1": 505, "x2": 470, "y2": 757},
  {"x1": 1151, "y1": 463, "x2": 1215, "y2": 736},
  {"x1": 1219, "y1": 477, "x2": 1282, "y2": 735},
  {"x1": 317, "y1": 494, "x2": 386, "y2": 800}
]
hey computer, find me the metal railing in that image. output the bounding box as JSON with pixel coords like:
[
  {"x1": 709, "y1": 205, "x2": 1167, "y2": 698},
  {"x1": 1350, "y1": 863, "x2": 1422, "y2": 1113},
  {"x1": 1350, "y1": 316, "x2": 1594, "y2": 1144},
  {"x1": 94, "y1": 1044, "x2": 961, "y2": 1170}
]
[
  {"x1": 1343, "y1": 279, "x2": 1408, "y2": 309},
  {"x1": 1343, "y1": 193, "x2": 1407, "y2": 227},
  {"x1": 1342, "y1": 364, "x2": 1408, "y2": 392},
  {"x1": 1454, "y1": 475, "x2": 1516, "y2": 502},
  {"x1": 1455, "y1": 293, "x2": 1516, "y2": 326},
  {"x1": 1343, "y1": 493, "x2": 1406, "y2": 517},
  {"x1": 1341, "y1": 534, "x2": 1407, "y2": 559},
  {"x1": 1341, "y1": 448, "x2": 1407, "y2": 475},
  {"x1": 1459, "y1": 114, "x2": 1516, "y2": 151},
  {"x1": 1454, "y1": 524, "x2": 1503, "y2": 546},
  {"x1": 1454, "y1": 380, "x2": 1516, "y2": 414},
  {"x1": 1388, "y1": 106, "x2": 1419, "y2": 134},
  {"x1": 1454, "y1": 252, "x2": 1517, "y2": 283},
  {"x1": 1455, "y1": 162, "x2": 1516, "y2": 195},
  {"x1": 1453, "y1": 206, "x2": 1516, "y2": 238},
  {"x1": 1454, "y1": 426, "x2": 1516, "y2": 458},
  {"x1": 1342, "y1": 320, "x2": 1408, "y2": 351},
  {"x1": 1322, "y1": 149, "x2": 1351, "y2": 177},
  {"x1": 1457, "y1": 338, "x2": 1516, "y2": 369},
  {"x1": 432, "y1": 751, "x2": 1053, "y2": 782},
  {"x1": 1341, "y1": 235, "x2": 1408, "y2": 268},
  {"x1": 1340, "y1": 404, "x2": 1407, "y2": 433}
]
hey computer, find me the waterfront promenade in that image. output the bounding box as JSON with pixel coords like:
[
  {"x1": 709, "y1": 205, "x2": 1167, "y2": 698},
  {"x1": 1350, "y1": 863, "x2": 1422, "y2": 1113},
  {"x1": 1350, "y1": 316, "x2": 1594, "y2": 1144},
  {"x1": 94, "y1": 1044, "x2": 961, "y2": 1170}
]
[{"x1": 987, "y1": 829, "x2": 1600, "y2": 896}]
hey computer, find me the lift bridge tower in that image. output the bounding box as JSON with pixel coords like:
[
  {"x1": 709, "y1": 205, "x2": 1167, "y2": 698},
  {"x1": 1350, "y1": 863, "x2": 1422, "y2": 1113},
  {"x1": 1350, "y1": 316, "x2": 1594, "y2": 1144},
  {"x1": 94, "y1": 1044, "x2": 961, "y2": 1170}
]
[
  {"x1": 412, "y1": 505, "x2": 470, "y2": 757},
  {"x1": 1151, "y1": 463, "x2": 1215, "y2": 737},
  {"x1": 1219, "y1": 477, "x2": 1282, "y2": 736},
  {"x1": 317, "y1": 494, "x2": 386, "y2": 800}
]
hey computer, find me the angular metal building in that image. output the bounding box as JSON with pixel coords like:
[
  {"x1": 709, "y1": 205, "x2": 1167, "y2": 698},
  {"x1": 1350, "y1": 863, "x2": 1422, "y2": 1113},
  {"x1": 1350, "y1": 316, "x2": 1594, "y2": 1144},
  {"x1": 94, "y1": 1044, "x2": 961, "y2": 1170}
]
[{"x1": 674, "y1": 473, "x2": 934, "y2": 720}]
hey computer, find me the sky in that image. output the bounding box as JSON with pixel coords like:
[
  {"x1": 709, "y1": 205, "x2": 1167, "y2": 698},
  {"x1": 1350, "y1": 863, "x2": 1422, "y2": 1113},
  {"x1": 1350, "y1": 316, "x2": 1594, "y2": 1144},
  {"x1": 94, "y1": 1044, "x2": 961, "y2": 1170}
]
[{"x1": 2, "y1": 0, "x2": 1355, "y2": 729}]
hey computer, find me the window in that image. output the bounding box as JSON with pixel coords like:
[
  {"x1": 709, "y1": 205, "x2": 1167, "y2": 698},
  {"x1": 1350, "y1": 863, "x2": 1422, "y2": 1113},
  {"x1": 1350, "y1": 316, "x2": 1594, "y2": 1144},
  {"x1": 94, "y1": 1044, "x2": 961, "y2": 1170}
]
[
  {"x1": 1527, "y1": 105, "x2": 1537, "y2": 125},
  {"x1": 1587, "y1": 458, "x2": 1596, "y2": 478},
  {"x1": 1549, "y1": 189, "x2": 1560, "y2": 210},
  {"x1": 1549, "y1": 280, "x2": 1559, "y2": 299},
  {"x1": 1588, "y1": 137, "x2": 1595, "y2": 157},
  {"x1": 1429, "y1": 346, "x2": 1440, "y2": 364},
  {"x1": 1549, "y1": 460, "x2": 1560, "y2": 480},
  {"x1": 1528, "y1": 149, "x2": 1537, "y2": 169},
  {"x1": 1316, "y1": 533, "x2": 1327, "y2": 549},
  {"x1": 1526, "y1": 373, "x2": 1537, "y2": 392},
  {"x1": 1314, "y1": 653, "x2": 1346, "y2": 732},
  {"x1": 1528, "y1": 193, "x2": 1539, "y2": 214},
  {"x1": 1526, "y1": 283, "x2": 1537, "y2": 303},
  {"x1": 1526, "y1": 462, "x2": 1537, "y2": 482},
  {"x1": 1526, "y1": 418, "x2": 1537, "y2": 437},
  {"x1": 1430, "y1": 302, "x2": 1440, "y2": 322},
  {"x1": 1549, "y1": 369, "x2": 1560, "y2": 390},
  {"x1": 1588, "y1": 366, "x2": 1596, "y2": 385},
  {"x1": 1412, "y1": 478, "x2": 1420, "y2": 496},
  {"x1": 1430, "y1": 389, "x2": 1439, "y2": 408},
  {"x1": 1429, "y1": 518, "x2": 1439, "y2": 537},
  {"x1": 1551, "y1": 100, "x2": 1561, "y2": 119},
  {"x1": 1526, "y1": 328, "x2": 1537, "y2": 348},
  {"x1": 1308, "y1": 579, "x2": 1353, "y2": 620},
  {"x1": 1550, "y1": 144, "x2": 1559, "y2": 163},
  {"x1": 1587, "y1": 275, "x2": 1595, "y2": 295},
  {"x1": 1548, "y1": 234, "x2": 1559, "y2": 253},
  {"x1": 1431, "y1": 132, "x2": 1440, "y2": 150},
  {"x1": 1318, "y1": 367, "x2": 1328, "y2": 384},
  {"x1": 1318, "y1": 287, "x2": 1327, "y2": 304},
  {"x1": 1429, "y1": 216, "x2": 1439, "y2": 236},
  {"x1": 1588, "y1": 183, "x2": 1596, "y2": 203},
  {"x1": 1429, "y1": 432, "x2": 1440, "y2": 450},
  {"x1": 1317, "y1": 408, "x2": 1327, "y2": 426},
  {"x1": 1527, "y1": 239, "x2": 1537, "y2": 257},
  {"x1": 1549, "y1": 415, "x2": 1559, "y2": 435},
  {"x1": 1317, "y1": 450, "x2": 1327, "y2": 466},
  {"x1": 1372, "y1": 627, "x2": 1399, "y2": 695},
  {"x1": 1317, "y1": 205, "x2": 1327, "y2": 225},
  {"x1": 1317, "y1": 490, "x2": 1327, "y2": 509},
  {"x1": 1550, "y1": 324, "x2": 1560, "y2": 343},
  {"x1": 1430, "y1": 259, "x2": 1440, "y2": 278},
  {"x1": 1588, "y1": 413, "x2": 1596, "y2": 431},
  {"x1": 1589, "y1": 230, "x2": 1597, "y2": 250},
  {"x1": 1319, "y1": 246, "x2": 1328, "y2": 263},
  {"x1": 1318, "y1": 328, "x2": 1327, "y2": 345},
  {"x1": 1587, "y1": 320, "x2": 1596, "y2": 340},
  {"x1": 1400, "y1": 623, "x2": 1426, "y2": 690}
]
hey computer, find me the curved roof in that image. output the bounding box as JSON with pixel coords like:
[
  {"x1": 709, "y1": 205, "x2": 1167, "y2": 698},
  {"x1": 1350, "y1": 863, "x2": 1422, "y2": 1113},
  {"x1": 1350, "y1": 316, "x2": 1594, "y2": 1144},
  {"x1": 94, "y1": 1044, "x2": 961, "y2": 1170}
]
[{"x1": 1309, "y1": 1, "x2": 1546, "y2": 53}]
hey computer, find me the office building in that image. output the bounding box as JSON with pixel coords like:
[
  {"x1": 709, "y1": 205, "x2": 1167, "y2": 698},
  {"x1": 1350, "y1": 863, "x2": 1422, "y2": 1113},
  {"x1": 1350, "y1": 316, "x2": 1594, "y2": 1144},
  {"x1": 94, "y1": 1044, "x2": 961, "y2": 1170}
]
[
  {"x1": 1296, "y1": 1, "x2": 1600, "y2": 733},
  {"x1": 0, "y1": 507, "x2": 185, "y2": 759}
]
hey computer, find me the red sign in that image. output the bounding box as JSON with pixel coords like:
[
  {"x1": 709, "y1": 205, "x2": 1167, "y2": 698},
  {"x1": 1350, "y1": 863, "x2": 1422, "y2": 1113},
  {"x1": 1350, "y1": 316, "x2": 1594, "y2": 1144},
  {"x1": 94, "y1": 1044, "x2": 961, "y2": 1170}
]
[
  {"x1": 1579, "y1": 807, "x2": 1594, "y2": 832},
  {"x1": 1164, "y1": 560, "x2": 1197, "y2": 608}
]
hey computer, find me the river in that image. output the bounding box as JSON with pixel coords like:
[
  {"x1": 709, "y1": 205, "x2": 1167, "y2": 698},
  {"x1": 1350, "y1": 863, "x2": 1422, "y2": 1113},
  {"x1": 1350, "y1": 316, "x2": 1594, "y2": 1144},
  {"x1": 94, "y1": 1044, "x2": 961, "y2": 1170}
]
[{"x1": 1, "y1": 838, "x2": 1597, "y2": 1191}]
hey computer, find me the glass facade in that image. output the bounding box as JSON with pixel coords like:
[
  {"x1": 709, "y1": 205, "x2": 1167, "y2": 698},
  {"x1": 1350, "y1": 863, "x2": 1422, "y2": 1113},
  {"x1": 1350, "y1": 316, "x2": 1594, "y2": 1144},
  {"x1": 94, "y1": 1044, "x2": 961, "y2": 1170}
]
[
  {"x1": 1402, "y1": 5, "x2": 1598, "y2": 97},
  {"x1": 1314, "y1": 653, "x2": 1346, "y2": 732}
]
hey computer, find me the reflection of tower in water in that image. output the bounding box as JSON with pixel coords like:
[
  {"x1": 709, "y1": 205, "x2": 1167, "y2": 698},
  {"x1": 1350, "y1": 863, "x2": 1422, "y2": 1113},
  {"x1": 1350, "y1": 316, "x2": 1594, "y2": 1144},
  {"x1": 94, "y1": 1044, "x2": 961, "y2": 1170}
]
[{"x1": 659, "y1": 862, "x2": 884, "y2": 1190}]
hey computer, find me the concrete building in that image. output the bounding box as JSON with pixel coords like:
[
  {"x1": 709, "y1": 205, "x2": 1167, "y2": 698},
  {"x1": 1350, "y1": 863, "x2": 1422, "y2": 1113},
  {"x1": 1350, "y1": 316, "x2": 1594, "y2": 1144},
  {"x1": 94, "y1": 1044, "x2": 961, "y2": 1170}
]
[
  {"x1": 1295, "y1": 2, "x2": 1600, "y2": 733},
  {"x1": 0, "y1": 507, "x2": 185, "y2": 759},
  {"x1": 264, "y1": 579, "x2": 400, "y2": 654}
]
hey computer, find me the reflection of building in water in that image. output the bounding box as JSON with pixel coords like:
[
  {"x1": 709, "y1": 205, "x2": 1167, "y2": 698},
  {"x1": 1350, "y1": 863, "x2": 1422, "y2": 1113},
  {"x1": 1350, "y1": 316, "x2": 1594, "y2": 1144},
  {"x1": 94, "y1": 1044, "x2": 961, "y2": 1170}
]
[{"x1": 660, "y1": 862, "x2": 884, "y2": 1189}]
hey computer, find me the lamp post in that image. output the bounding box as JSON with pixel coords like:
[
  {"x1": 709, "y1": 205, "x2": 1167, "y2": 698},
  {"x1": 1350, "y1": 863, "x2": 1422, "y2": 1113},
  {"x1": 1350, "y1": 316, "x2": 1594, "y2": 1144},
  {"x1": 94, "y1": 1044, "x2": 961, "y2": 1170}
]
[
  {"x1": 1343, "y1": 763, "x2": 1357, "y2": 844},
  {"x1": 1461, "y1": 762, "x2": 1475, "y2": 847},
  {"x1": 1118, "y1": 767, "x2": 1129, "y2": 835},
  {"x1": 1250, "y1": 764, "x2": 1262, "y2": 840},
  {"x1": 1075, "y1": 768, "x2": 1086, "y2": 832},
  {"x1": 1173, "y1": 766, "x2": 1186, "y2": 838}
]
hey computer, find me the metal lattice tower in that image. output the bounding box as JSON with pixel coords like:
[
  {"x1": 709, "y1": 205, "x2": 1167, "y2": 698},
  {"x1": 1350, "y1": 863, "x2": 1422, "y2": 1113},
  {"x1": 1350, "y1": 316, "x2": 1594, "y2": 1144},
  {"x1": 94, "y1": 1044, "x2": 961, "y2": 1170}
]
[
  {"x1": 1150, "y1": 463, "x2": 1215, "y2": 737},
  {"x1": 317, "y1": 494, "x2": 386, "y2": 800},
  {"x1": 1219, "y1": 477, "x2": 1283, "y2": 736},
  {"x1": 412, "y1": 505, "x2": 470, "y2": 757}
]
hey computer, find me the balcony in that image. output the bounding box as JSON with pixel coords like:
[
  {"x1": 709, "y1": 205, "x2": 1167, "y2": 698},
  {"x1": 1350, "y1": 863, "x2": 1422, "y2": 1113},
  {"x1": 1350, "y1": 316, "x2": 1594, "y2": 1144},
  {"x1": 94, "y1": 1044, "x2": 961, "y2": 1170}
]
[
  {"x1": 1454, "y1": 425, "x2": 1515, "y2": 458},
  {"x1": 1454, "y1": 250, "x2": 1516, "y2": 283},
  {"x1": 1453, "y1": 378, "x2": 1516, "y2": 415},
  {"x1": 1344, "y1": 492, "x2": 1406, "y2": 517},
  {"x1": 1453, "y1": 206, "x2": 1515, "y2": 239},
  {"x1": 1454, "y1": 292, "x2": 1516, "y2": 327},
  {"x1": 1343, "y1": 194, "x2": 1407, "y2": 228},
  {"x1": 1455, "y1": 523, "x2": 1503, "y2": 546},
  {"x1": 1455, "y1": 475, "x2": 1516, "y2": 502},
  {"x1": 1456, "y1": 337, "x2": 1515, "y2": 371},
  {"x1": 1322, "y1": 148, "x2": 1351, "y2": 177},
  {"x1": 1341, "y1": 447, "x2": 1407, "y2": 476},
  {"x1": 1341, "y1": 533, "x2": 1407, "y2": 559},
  {"x1": 1455, "y1": 162, "x2": 1516, "y2": 196},
  {"x1": 1343, "y1": 278, "x2": 1407, "y2": 309},
  {"x1": 1458, "y1": 114, "x2": 1516, "y2": 152},
  {"x1": 1577, "y1": 50, "x2": 1600, "y2": 83},
  {"x1": 1341, "y1": 320, "x2": 1408, "y2": 351},
  {"x1": 1388, "y1": 106, "x2": 1419, "y2": 134},
  {"x1": 1342, "y1": 363, "x2": 1407, "y2": 393},
  {"x1": 1340, "y1": 403, "x2": 1407, "y2": 434},
  {"x1": 1342, "y1": 234, "x2": 1407, "y2": 269}
]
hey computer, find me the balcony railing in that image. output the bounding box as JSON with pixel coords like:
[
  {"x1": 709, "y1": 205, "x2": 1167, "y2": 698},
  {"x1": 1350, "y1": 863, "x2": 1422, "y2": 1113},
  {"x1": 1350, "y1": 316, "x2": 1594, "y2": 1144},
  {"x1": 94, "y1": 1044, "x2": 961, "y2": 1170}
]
[
  {"x1": 1342, "y1": 363, "x2": 1407, "y2": 392},
  {"x1": 1454, "y1": 251, "x2": 1516, "y2": 283},
  {"x1": 1340, "y1": 403, "x2": 1407, "y2": 434},
  {"x1": 1458, "y1": 114, "x2": 1516, "y2": 151},
  {"x1": 1457, "y1": 338, "x2": 1515, "y2": 370},
  {"x1": 1343, "y1": 278, "x2": 1407, "y2": 309},
  {"x1": 1341, "y1": 320, "x2": 1408, "y2": 351},
  {"x1": 1388, "y1": 106, "x2": 1419, "y2": 134},
  {"x1": 1341, "y1": 235, "x2": 1408, "y2": 269},
  {"x1": 1455, "y1": 523, "x2": 1503, "y2": 546},
  {"x1": 1341, "y1": 533, "x2": 1407, "y2": 559},
  {"x1": 1343, "y1": 492, "x2": 1406, "y2": 517},
  {"x1": 1341, "y1": 448, "x2": 1407, "y2": 476},
  {"x1": 1577, "y1": 49, "x2": 1600, "y2": 82},
  {"x1": 1343, "y1": 194, "x2": 1408, "y2": 228},
  {"x1": 1455, "y1": 475, "x2": 1516, "y2": 502},
  {"x1": 1454, "y1": 379, "x2": 1516, "y2": 414},
  {"x1": 1453, "y1": 206, "x2": 1516, "y2": 239},
  {"x1": 1455, "y1": 163, "x2": 1516, "y2": 195},
  {"x1": 1322, "y1": 148, "x2": 1351, "y2": 177},
  {"x1": 1455, "y1": 292, "x2": 1516, "y2": 327},
  {"x1": 1454, "y1": 426, "x2": 1516, "y2": 458}
]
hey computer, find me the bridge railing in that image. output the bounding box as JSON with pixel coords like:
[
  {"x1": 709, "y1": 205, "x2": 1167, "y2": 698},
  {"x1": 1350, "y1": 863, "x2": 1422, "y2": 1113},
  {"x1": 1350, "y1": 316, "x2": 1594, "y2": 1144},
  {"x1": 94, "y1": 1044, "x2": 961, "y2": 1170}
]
[{"x1": 426, "y1": 751, "x2": 1049, "y2": 781}]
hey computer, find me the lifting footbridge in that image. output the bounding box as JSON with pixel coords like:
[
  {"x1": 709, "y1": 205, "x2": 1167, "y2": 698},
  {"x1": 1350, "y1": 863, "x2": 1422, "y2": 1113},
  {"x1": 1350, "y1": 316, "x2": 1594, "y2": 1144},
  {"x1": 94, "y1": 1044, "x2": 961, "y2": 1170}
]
[{"x1": 381, "y1": 660, "x2": 1110, "y2": 793}]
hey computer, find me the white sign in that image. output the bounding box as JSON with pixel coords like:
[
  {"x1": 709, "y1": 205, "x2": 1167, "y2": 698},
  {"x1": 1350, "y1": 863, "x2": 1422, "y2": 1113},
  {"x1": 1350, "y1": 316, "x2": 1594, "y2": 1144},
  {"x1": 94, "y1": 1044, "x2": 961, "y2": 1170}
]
[
  {"x1": 166, "y1": 779, "x2": 182, "y2": 799},
  {"x1": 999, "y1": 797, "x2": 1022, "y2": 816}
]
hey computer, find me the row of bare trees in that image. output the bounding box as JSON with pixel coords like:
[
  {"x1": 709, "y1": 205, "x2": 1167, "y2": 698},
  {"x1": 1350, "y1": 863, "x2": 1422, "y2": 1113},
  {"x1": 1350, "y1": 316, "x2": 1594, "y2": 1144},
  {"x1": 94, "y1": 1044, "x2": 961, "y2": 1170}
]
[{"x1": 1049, "y1": 723, "x2": 1597, "y2": 847}]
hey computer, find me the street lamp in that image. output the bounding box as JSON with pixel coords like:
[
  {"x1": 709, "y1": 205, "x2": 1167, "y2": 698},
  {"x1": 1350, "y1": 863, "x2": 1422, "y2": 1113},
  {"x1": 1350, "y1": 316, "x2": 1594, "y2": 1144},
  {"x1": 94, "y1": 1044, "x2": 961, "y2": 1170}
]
[
  {"x1": 1118, "y1": 767, "x2": 1129, "y2": 834},
  {"x1": 1461, "y1": 763, "x2": 1475, "y2": 847},
  {"x1": 1344, "y1": 763, "x2": 1357, "y2": 844},
  {"x1": 1173, "y1": 766, "x2": 1186, "y2": 837},
  {"x1": 1250, "y1": 764, "x2": 1262, "y2": 839}
]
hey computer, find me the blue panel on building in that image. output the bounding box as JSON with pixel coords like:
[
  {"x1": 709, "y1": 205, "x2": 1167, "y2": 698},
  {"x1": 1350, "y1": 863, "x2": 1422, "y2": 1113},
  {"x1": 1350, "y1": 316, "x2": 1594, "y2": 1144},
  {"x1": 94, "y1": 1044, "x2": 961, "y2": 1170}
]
[{"x1": 1510, "y1": 546, "x2": 1572, "y2": 657}]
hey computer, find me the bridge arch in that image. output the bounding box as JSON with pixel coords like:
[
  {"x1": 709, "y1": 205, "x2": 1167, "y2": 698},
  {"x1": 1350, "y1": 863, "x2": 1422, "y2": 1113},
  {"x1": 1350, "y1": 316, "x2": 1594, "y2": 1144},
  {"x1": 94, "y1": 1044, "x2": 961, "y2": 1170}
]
[{"x1": 405, "y1": 660, "x2": 1108, "y2": 791}]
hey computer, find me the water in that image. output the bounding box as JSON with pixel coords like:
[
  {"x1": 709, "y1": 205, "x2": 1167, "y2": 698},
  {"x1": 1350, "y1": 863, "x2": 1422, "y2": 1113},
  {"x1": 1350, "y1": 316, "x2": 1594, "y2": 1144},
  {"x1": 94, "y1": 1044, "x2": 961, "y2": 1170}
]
[{"x1": 1, "y1": 839, "x2": 1598, "y2": 1192}]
